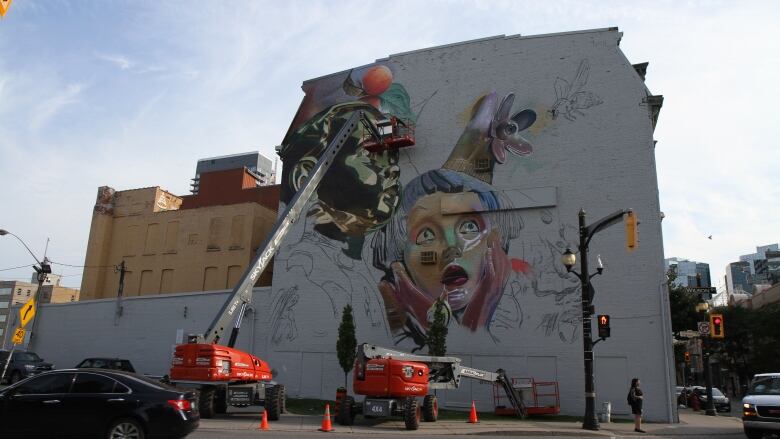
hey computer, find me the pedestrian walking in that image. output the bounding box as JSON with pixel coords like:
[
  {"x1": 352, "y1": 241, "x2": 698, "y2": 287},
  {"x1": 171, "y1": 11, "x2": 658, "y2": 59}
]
[{"x1": 628, "y1": 377, "x2": 645, "y2": 433}]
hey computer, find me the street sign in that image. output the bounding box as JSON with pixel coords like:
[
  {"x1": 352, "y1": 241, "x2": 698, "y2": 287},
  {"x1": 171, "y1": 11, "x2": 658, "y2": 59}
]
[
  {"x1": 683, "y1": 287, "x2": 717, "y2": 295},
  {"x1": 0, "y1": 0, "x2": 12, "y2": 18},
  {"x1": 19, "y1": 298, "x2": 35, "y2": 327},
  {"x1": 698, "y1": 321, "x2": 711, "y2": 336},
  {"x1": 12, "y1": 327, "x2": 25, "y2": 345}
]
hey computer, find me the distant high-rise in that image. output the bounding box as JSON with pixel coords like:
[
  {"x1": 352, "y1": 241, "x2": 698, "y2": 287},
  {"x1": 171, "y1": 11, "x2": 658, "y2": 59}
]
[
  {"x1": 727, "y1": 244, "x2": 780, "y2": 293},
  {"x1": 191, "y1": 151, "x2": 276, "y2": 194},
  {"x1": 664, "y1": 257, "x2": 711, "y2": 287}
]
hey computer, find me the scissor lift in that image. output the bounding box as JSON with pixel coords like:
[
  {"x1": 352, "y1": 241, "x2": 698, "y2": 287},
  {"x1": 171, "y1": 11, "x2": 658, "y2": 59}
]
[{"x1": 493, "y1": 377, "x2": 560, "y2": 416}]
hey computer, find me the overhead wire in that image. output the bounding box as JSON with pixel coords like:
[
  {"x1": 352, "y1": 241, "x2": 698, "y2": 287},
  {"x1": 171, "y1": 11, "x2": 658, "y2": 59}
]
[{"x1": 0, "y1": 264, "x2": 35, "y2": 272}]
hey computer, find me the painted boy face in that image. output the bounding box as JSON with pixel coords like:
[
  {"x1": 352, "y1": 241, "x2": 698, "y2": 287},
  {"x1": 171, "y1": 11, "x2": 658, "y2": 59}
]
[{"x1": 403, "y1": 191, "x2": 499, "y2": 311}]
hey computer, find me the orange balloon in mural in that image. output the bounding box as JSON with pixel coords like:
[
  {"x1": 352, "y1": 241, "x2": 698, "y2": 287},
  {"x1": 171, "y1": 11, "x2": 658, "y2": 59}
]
[{"x1": 362, "y1": 65, "x2": 393, "y2": 96}]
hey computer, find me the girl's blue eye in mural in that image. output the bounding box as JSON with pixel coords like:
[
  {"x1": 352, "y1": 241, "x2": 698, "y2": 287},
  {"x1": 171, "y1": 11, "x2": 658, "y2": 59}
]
[
  {"x1": 416, "y1": 228, "x2": 436, "y2": 245},
  {"x1": 458, "y1": 219, "x2": 480, "y2": 237}
]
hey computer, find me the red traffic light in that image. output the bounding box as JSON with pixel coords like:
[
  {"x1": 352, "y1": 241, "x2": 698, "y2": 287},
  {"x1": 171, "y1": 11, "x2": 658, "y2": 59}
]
[{"x1": 709, "y1": 313, "x2": 725, "y2": 339}]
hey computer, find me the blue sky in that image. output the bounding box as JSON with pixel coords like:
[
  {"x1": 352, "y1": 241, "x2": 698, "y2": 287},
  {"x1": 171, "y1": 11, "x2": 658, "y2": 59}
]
[{"x1": 1, "y1": 0, "x2": 778, "y2": 290}]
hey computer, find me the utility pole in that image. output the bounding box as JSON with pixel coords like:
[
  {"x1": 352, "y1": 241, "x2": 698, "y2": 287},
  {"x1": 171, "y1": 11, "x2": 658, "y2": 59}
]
[
  {"x1": 114, "y1": 260, "x2": 126, "y2": 325},
  {"x1": 27, "y1": 257, "x2": 52, "y2": 349}
]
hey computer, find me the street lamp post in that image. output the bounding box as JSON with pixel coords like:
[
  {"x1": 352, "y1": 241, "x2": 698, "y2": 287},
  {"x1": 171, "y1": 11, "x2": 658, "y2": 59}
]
[
  {"x1": 695, "y1": 300, "x2": 717, "y2": 416},
  {"x1": 561, "y1": 208, "x2": 632, "y2": 431},
  {"x1": 0, "y1": 229, "x2": 51, "y2": 348}
]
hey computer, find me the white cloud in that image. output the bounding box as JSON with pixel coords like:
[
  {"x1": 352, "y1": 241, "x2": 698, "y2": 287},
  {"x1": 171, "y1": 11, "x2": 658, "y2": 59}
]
[
  {"x1": 96, "y1": 53, "x2": 133, "y2": 70},
  {"x1": 29, "y1": 83, "x2": 84, "y2": 131}
]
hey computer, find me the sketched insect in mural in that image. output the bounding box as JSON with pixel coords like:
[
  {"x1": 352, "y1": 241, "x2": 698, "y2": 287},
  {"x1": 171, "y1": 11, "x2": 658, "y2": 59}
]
[
  {"x1": 549, "y1": 59, "x2": 603, "y2": 121},
  {"x1": 372, "y1": 92, "x2": 534, "y2": 348}
]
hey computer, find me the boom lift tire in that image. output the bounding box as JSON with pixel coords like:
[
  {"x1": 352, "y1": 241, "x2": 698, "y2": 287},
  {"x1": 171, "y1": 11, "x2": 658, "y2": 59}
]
[
  {"x1": 337, "y1": 395, "x2": 356, "y2": 425},
  {"x1": 277, "y1": 384, "x2": 287, "y2": 414},
  {"x1": 215, "y1": 387, "x2": 228, "y2": 414},
  {"x1": 265, "y1": 386, "x2": 281, "y2": 421},
  {"x1": 423, "y1": 394, "x2": 438, "y2": 422},
  {"x1": 199, "y1": 387, "x2": 216, "y2": 419},
  {"x1": 404, "y1": 397, "x2": 421, "y2": 431}
]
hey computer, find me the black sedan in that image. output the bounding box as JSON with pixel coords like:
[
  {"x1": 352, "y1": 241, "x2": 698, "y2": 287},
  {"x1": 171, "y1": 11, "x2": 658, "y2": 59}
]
[{"x1": 0, "y1": 368, "x2": 199, "y2": 439}]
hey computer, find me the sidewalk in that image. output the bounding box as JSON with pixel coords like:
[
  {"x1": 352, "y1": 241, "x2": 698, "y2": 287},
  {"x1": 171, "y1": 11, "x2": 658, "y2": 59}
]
[{"x1": 198, "y1": 408, "x2": 744, "y2": 436}]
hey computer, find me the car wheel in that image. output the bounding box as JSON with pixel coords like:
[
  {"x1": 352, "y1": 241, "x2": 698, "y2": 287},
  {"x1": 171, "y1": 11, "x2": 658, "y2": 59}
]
[
  {"x1": 744, "y1": 427, "x2": 764, "y2": 439},
  {"x1": 199, "y1": 387, "x2": 216, "y2": 419},
  {"x1": 107, "y1": 418, "x2": 145, "y2": 439}
]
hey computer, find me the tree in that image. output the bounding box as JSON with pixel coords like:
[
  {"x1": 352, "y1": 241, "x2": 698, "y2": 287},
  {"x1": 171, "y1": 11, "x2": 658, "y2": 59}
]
[
  {"x1": 336, "y1": 304, "x2": 357, "y2": 389},
  {"x1": 427, "y1": 299, "x2": 448, "y2": 356},
  {"x1": 666, "y1": 268, "x2": 700, "y2": 336}
]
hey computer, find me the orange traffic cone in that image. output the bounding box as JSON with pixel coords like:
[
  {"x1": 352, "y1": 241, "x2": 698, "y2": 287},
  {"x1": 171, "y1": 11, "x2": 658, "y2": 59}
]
[
  {"x1": 259, "y1": 409, "x2": 269, "y2": 430},
  {"x1": 468, "y1": 400, "x2": 479, "y2": 423},
  {"x1": 319, "y1": 403, "x2": 334, "y2": 432}
]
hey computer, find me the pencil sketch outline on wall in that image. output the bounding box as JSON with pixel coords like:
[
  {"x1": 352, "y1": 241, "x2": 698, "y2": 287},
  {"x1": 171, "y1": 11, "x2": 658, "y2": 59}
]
[{"x1": 549, "y1": 59, "x2": 603, "y2": 122}]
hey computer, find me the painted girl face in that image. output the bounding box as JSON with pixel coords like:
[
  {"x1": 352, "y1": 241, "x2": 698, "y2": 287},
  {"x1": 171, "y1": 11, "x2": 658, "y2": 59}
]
[{"x1": 404, "y1": 191, "x2": 499, "y2": 311}]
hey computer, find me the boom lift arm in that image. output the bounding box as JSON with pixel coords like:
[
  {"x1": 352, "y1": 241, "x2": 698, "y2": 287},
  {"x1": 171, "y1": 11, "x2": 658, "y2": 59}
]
[
  {"x1": 190, "y1": 111, "x2": 380, "y2": 347},
  {"x1": 358, "y1": 344, "x2": 526, "y2": 417}
]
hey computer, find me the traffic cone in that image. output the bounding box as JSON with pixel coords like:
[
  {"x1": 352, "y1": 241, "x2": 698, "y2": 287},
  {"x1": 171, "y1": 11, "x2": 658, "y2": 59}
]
[
  {"x1": 259, "y1": 409, "x2": 269, "y2": 430},
  {"x1": 319, "y1": 403, "x2": 334, "y2": 432},
  {"x1": 468, "y1": 400, "x2": 479, "y2": 423}
]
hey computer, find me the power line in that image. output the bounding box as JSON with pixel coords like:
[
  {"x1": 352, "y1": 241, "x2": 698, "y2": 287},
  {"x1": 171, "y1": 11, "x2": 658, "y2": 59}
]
[
  {"x1": 0, "y1": 264, "x2": 34, "y2": 272},
  {"x1": 49, "y1": 260, "x2": 115, "y2": 269}
]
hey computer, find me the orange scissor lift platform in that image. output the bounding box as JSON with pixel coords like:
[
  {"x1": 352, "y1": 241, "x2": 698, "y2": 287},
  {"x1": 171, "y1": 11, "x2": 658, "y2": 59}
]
[{"x1": 493, "y1": 377, "x2": 560, "y2": 416}]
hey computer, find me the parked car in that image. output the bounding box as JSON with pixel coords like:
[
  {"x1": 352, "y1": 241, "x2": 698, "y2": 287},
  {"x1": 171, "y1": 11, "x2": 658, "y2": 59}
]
[
  {"x1": 76, "y1": 357, "x2": 136, "y2": 373},
  {"x1": 0, "y1": 368, "x2": 199, "y2": 438},
  {"x1": 690, "y1": 386, "x2": 731, "y2": 412},
  {"x1": 742, "y1": 373, "x2": 780, "y2": 439},
  {"x1": 0, "y1": 350, "x2": 54, "y2": 384}
]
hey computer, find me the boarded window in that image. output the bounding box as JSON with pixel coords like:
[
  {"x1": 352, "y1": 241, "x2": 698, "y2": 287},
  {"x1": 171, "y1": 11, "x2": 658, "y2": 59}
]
[
  {"x1": 124, "y1": 225, "x2": 140, "y2": 256},
  {"x1": 139, "y1": 270, "x2": 155, "y2": 295},
  {"x1": 144, "y1": 223, "x2": 160, "y2": 254},
  {"x1": 160, "y1": 269, "x2": 174, "y2": 293},
  {"x1": 203, "y1": 267, "x2": 221, "y2": 291},
  {"x1": 208, "y1": 217, "x2": 224, "y2": 250},
  {"x1": 230, "y1": 215, "x2": 245, "y2": 249},
  {"x1": 227, "y1": 265, "x2": 243, "y2": 289},
  {"x1": 164, "y1": 221, "x2": 180, "y2": 252}
]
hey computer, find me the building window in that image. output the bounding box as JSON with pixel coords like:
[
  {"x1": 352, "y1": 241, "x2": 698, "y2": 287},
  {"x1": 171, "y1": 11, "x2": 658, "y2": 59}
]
[
  {"x1": 0, "y1": 314, "x2": 6, "y2": 322},
  {"x1": 70, "y1": 296, "x2": 75, "y2": 302},
  {"x1": 0, "y1": 301, "x2": 9, "y2": 309},
  {"x1": 26, "y1": 290, "x2": 31, "y2": 297}
]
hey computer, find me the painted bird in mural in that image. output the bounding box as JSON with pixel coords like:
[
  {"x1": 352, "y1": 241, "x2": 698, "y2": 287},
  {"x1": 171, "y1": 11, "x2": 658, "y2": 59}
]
[{"x1": 489, "y1": 93, "x2": 537, "y2": 164}]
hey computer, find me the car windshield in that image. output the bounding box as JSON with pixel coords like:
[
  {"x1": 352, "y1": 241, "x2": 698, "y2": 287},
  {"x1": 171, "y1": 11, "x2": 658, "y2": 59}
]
[
  {"x1": 711, "y1": 388, "x2": 724, "y2": 397},
  {"x1": 749, "y1": 377, "x2": 780, "y2": 395},
  {"x1": 15, "y1": 352, "x2": 41, "y2": 362}
]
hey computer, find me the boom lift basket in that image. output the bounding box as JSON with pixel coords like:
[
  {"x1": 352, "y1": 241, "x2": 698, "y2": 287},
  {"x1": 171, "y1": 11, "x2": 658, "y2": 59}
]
[
  {"x1": 493, "y1": 377, "x2": 560, "y2": 416},
  {"x1": 361, "y1": 115, "x2": 415, "y2": 152}
]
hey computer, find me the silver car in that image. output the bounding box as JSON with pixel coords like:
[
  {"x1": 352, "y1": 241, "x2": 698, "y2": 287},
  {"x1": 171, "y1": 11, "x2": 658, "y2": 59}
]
[{"x1": 742, "y1": 373, "x2": 780, "y2": 439}]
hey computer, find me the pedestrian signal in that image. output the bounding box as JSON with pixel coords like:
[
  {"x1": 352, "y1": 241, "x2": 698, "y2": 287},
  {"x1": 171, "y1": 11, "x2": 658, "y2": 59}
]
[
  {"x1": 625, "y1": 210, "x2": 638, "y2": 251},
  {"x1": 597, "y1": 314, "x2": 610, "y2": 338},
  {"x1": 684, "y1": 351, "x2": 690, "y2": 364},
  {"x1": 709, "y1": 313, "x2": 724, "y2": 339}
]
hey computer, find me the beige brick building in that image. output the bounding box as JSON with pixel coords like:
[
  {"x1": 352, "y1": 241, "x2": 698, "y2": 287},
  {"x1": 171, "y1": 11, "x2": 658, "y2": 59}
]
[{"x1": 80, "y1": 167, "x2": 279, "y2": 300}]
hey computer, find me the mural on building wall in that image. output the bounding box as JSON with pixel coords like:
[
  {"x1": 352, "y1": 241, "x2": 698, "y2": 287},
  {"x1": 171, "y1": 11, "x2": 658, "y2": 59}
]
[
  {"x1": 269, "y1": 57, "x2": 608, "y2": 352},
  {"x1": 371, "y1": 92, "x2": 538, "y2": 346},
  {"x1": 549, "y1": 59, "x2": 603, "y2": 121},
  {"x1": 277, "y1": 64, "x2": 417, "y2": 259}
]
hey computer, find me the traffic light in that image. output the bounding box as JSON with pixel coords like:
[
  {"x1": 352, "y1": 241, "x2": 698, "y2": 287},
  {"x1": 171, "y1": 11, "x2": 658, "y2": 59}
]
[
  {"x1": 710, "y1": 313, "x2": 725, "y2": 339},
  {"x1": 625, "y1": 210, "x2": 638, "y2": 251},
  {"x1": 597, "y1": 314, "x2": 611, "y2": 338},
  {"x1": 684, "y1": 351, "x2": 691, "y2": 364}
]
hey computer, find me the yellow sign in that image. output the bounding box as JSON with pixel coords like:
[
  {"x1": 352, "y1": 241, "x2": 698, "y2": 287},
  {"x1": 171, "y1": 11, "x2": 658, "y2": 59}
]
[
  {"x1": 0, "y1": 0, "x2": 12, "y2": 18},
  {"x1": 12, "y1": 327, "x2": 25, "y2": 345},
  {"x1": 19, "y1": 298, "x2": 36, "y2": 327}
]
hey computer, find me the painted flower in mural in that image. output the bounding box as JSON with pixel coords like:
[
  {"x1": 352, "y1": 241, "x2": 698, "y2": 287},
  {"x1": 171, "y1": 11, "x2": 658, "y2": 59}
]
[{"x1": 372, "y1": 92, "x2": 535, "y2": 347}]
